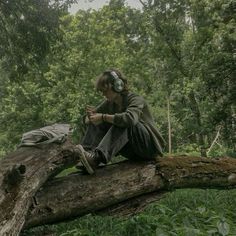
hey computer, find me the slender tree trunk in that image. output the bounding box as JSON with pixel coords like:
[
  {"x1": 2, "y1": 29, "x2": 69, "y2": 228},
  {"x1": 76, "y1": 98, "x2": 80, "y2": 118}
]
[
  {"x1": 207, "y1": 126, "x2": 221, "y2": 156},
  {"x1": 188, "y1": 90, "x2": 207, "y2": 157},
  {"x1": 231, "y1": 105, "x2": 236, "y2": 151},
  {"x1": 167, "y1": 97, "x2": 172, "y2": 155}
]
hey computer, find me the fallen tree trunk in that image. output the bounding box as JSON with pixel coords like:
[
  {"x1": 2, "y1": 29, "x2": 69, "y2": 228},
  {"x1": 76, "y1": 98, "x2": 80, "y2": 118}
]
[
  {"x1": 0, "y1": 141, "x2": 79, "y2": 236},
  {"x1": 25, "y1": 156, "x2": 236, "y2": 229}
]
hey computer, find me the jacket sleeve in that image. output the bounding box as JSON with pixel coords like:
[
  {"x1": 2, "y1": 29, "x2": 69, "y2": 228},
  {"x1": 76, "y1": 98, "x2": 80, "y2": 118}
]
[
  {"x1": 82, "y1": 100, "x2": 108, "y2": 125},
  {"x1": 113, "y1": 95, "x2": 145, "y2": 127}
]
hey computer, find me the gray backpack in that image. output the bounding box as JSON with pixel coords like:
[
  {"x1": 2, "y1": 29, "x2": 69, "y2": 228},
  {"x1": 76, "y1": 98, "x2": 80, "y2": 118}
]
[{"x1": 19, "y1": 123, "x2": 71, "y2": 147}]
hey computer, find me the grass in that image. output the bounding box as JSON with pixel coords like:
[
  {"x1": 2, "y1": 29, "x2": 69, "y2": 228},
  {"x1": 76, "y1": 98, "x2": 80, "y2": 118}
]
[{"x1": 23, "y1": 188, "x2": 236, "y2": 236}]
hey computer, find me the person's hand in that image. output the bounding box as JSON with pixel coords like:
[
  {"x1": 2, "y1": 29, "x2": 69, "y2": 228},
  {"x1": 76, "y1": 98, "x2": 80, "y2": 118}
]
[
  {"x1": 89, "y1": 113, "x2": 103, "y2": 126},
  {"x1": 86, "y1": 105, "x2": 96, "y2": 118}
]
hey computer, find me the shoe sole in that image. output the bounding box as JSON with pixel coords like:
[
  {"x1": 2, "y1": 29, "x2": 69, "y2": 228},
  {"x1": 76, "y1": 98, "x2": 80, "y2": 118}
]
[{"x1": 77, "y1": 145, "x2": 95, "y2": 175}]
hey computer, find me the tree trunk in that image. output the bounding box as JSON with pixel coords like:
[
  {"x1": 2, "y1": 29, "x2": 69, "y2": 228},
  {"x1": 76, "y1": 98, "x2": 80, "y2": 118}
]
[
  {"x1": 188, "y1": 90, "x2": 207, "y2": 157},
  {"x1": 167, "y1": 97, "x2": 172, "y2": 155},
  {"x1": 1, "y1": 142, "x2": 236, "y2": 236},
  {"x1": 0, "y1": 141, "x2": 79, "y2": 236},
  {"x1": 24, "y1": 156, "x2": 236, "y2": 229}
]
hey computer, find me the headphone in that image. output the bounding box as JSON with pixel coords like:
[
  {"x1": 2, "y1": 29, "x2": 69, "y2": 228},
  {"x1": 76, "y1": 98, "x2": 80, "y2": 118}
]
[{"x1": 109, "y1": 71, "x2": 124, "y2": 93}]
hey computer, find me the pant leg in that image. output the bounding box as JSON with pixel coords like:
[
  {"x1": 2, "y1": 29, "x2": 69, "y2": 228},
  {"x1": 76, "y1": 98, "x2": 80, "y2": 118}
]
[
  {"x1": 80, "y1": 123, "x2": 111, "y2": 151},
  {"x1": 81, "y1": 122, "x2": 158, "y2": 163},
  {"x1": 95, "y1": 122, "x2": 158, "y2": 162},
  {"x1": 119, "y1": 122, "x2": 158, "y2": 161},
  {"x1": 95, "y1": 125, "x2": 129, "y2": 163}
]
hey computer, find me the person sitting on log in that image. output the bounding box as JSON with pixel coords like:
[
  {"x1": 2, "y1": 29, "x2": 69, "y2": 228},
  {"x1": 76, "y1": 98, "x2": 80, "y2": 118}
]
[{"x1": 75, "y1": 69, "x2": 165, "y2": 174}]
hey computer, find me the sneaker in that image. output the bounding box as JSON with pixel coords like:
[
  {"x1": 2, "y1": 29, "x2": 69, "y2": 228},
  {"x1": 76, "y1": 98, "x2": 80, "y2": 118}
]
[{"x1": 75, "y1": 145, "x2": 97, "y2": 174}]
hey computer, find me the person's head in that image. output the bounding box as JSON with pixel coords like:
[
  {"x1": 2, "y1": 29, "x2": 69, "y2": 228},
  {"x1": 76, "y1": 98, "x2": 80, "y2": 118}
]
[{"x1": 95, "y1": 69, "x2": 128, "y2": 101}]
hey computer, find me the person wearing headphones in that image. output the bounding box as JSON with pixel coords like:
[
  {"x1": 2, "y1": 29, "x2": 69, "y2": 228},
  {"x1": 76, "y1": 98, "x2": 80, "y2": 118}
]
[{"x1": 75, "y1": 69, "x2": 165, "y2": 174}]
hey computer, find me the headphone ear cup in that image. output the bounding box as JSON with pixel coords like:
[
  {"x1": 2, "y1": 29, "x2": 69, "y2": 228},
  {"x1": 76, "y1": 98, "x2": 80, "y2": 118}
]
[
  {"x1": 113, "y1": 79, "x2": 124, "y2": 93},
  {"x1": 110, "y1": 71, "x2": 124, "y2": 92}
]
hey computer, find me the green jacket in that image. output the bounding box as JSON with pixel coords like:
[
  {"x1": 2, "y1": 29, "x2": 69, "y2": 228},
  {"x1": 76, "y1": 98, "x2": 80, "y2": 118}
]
[{"x1": 96, "y1": 92, "x2": 166, "y2": 155}]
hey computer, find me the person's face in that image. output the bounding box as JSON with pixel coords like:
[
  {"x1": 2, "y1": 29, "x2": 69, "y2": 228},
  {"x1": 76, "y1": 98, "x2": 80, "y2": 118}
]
[{"x1": 100, "y1": 84, "x2": 118, "y2": 102}]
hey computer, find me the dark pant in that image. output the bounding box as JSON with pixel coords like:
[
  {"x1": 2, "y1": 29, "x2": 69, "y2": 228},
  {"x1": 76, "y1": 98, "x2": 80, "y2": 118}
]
[{"x1": 81, "y1": 122, "x2": 158, "y2": 163}]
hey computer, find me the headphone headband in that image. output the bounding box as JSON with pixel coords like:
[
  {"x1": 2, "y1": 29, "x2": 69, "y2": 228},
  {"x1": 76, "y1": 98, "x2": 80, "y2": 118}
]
[{"x1": 110, "y1": 71, "x2": 120, "y2": 81}]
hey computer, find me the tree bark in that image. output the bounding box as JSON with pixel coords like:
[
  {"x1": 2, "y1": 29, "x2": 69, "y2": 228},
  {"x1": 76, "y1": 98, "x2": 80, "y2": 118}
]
[
  {"x1": 167, "y1": 97, "x2": 172, "y2": 155},
  {"x1": 188, "y1": 90, "x2": 207, "y2": 157},
  {"x1": 24, "y1": 156, "x2": 236, "y2": 229},
  {"x1": 0, "y1": 141, "x2": 79, "y2": 236},
  {"x1": 1, "y1": 141, "x2": 236, "y2": 236}
]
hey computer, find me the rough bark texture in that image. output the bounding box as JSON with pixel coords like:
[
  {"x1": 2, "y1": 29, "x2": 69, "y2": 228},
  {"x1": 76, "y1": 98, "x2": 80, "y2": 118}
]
[
  {"x1": 25, "y1": 156, "x2": 236, "y2": 229},
  {"x1": 0, "y1": 141, "x2": 78, "y2": 236},
  {"x1": 96, "y1": 191, "x2": 168, "y2": 218}
]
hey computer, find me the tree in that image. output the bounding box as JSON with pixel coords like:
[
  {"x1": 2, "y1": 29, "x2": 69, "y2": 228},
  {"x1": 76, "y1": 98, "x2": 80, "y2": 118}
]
[
  {"x1": 0, "y1": 0, "x2": 76, "y2": 155},
  {"x1": 0, "y1": 0, "x2": 76, "y2": 78},
  {"x1": 138, "y1": 0, "x2": 236, "y2": 155},
  {"x1": 1, "y1": 0, "x2": 235, "y2": 157}
]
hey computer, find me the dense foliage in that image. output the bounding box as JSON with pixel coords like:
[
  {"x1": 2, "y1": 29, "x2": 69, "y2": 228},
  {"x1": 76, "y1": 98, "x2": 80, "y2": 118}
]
[{"x1": 0, "y1": 0, "x2": 235, "y2": 157}]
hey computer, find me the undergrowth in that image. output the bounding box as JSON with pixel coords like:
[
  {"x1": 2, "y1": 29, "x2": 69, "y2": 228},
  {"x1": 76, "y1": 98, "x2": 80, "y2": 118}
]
[{"x1": 23, "y1": 188, "x2": 236, "y2": 236}]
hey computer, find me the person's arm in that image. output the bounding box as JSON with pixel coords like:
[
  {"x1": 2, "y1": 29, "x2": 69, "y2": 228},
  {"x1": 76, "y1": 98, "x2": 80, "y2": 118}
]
[
  {"x1": 103, "y1": 114, "x2": 114, "y2": 124},
  {"x1": 112, "y1": 94, "x2": 145, "y2": 127},
  {"x1": 86, "y1": 94, "x2": 145, "y2": 127},
  {"x1": 95, "y1": 95, "x2": 145, "y2": 127},
  {"x1": 88, "y1": 113, "x2": 114, "y2": 125},
  {"x1": 84, "y1": 100, "x2": 108, "y2": 125}
]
